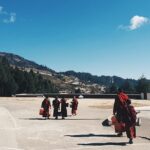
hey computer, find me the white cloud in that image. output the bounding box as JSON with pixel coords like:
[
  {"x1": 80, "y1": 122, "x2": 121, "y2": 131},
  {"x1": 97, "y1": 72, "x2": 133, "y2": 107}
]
[
  {"x1": 119, "y1": 15, "x2": 149, "y2": 31},
  {"x1": 3, "y1": 13, "x2": 16, "y2": 23},
  {"x1": 0, "y1": 6, "x2": 3, "y2": 12},
  {"x1": 0, "y1": 5, "x2": 16, "y2": 23},
  {"x1": 0, "y1": 5, "x2": 4, "y2": 14},
  {"x1": 0, "y1": 5, "x2": 8, "y2": 15},
  {"x1": 129, "y1": 15, "x2": 149, "y2": 30}
]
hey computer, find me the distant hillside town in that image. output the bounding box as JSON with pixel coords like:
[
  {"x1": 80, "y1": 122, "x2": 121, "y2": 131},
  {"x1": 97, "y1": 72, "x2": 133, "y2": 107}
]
[{"x1": 0, "y1": 51, "x2": 150, "y2": 96}]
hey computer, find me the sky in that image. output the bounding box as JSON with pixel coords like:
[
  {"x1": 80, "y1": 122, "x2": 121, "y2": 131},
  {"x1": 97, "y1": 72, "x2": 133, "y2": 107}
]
[{"x1": 0, "y1": 0, "x2": 150, "y2": 80}]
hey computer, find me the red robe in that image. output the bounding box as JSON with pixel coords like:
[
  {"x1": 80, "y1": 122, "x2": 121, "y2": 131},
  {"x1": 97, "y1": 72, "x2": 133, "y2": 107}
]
[
  {"x1": 113, "y1": 92, "x2": 136, "y2": 139},
  {"x1": 126, "y1": 105, "x2": 136, "y2": 139},
  {"x1": 52, "y1": 98, "x2": 60, "y2": 117},
  {"x1": 71, "y1": 98, "x2": 78, "y2": 115},
  {"x1": 41, "y1": 98, "x2": 51, "y2": 118}
]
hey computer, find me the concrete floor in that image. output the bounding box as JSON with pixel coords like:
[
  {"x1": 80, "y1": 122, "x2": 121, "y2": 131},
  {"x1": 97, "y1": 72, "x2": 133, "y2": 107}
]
[{"x1": 0, "y1": 97, "x2": 150, "y2": 150}]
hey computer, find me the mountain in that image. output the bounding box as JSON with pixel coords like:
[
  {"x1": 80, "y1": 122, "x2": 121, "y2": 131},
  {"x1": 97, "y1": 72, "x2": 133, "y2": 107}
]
[
  {"x1": 0, "y1": 52, "x2": 55, "y2": 75},
  {"x1": 0, "y1": 51, "x2": 140, "y2": 94},
  {"x1": 60, "y1": 70, "x2": 137, "y2": 86},
  {"x1": 0, "y1": 52, "x2": 84, "y2": 93},
  {"x1": 60, "y1": 71, "x2": 138, "y2": 93}
]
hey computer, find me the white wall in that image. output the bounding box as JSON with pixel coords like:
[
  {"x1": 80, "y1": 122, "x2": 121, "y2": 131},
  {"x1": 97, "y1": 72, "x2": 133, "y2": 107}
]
[{"x1": 147, "y1": 93, "x2": 150, "y2": 100}]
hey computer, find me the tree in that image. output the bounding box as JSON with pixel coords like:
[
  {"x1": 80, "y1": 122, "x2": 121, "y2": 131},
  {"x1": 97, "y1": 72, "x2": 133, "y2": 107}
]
[
  {"x1": 109, "y1": 83, "x2": 118, "y2": 93},
  {"x1": 0, "y1": 56, "x2": 58, "y2": 96},
  {"x1": 0, "y1": 57, "x2": 18, "y2": 96},
  {"x1": 121, "y1": 79, "x2": 135, "y2": 93},
  {"x1": 136, "y1": 75, "x2": 150, "y2": 93},
  {"x1": 75, "y1": 88, "x2": 81, "y2": 94}
]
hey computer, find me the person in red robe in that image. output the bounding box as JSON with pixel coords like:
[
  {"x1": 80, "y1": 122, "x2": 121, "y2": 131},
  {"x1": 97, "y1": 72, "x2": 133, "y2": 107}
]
[
  {"x1": 113, "y1": 88, "x2": 136, "y2": 144},
  {"x1": 52, "y1": 97, "x2": 60, "y2": 119},
  {"x1": 71, "y1": 96, "x2": 78, "y2": 116},
  {"x1": 125, "y1": 99, "x2": 136, "y2": 144},
  {"x1": 60, "y1": 97, "x2": 68, "y2": 119},
  {"x1": 41, "y1": 96, "x2": 51, "y2": 119}
]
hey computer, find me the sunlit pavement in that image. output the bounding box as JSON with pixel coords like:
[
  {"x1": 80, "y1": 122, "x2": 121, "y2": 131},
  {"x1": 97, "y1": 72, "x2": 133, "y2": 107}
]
[{"x1": 0, "y1": 97, "x2": 150, "y2": 150}]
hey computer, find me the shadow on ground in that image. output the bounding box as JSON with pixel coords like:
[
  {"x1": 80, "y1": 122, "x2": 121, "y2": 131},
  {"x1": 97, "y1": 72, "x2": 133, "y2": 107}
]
[
  {"x1": 20, "y1": 118, "x2": 46, "y2": 120},
  {"x1": 139, "y1": 136, "x2": 150, "y2": 141},
  {"x1": 61, "y1": 118, "x2": 101, "y2": 120},
  {"x1": 65, "y1": 133, "x2": 118, "y2": 137},
  {"x1": 78, "y1": 142, "x2": 127, "y2": 146},
  {"x1": 20, "y1": 118, "x2": 101, "y2": 121}
]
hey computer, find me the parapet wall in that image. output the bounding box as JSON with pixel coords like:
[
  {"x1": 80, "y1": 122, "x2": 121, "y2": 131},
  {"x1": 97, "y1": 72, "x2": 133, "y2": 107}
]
[
  {"x1": 15, "y1": 93, "x2": 142, "y2": 99},
  {"x1": 147, "y1": 93, "x2": 150, "y2": 100}
]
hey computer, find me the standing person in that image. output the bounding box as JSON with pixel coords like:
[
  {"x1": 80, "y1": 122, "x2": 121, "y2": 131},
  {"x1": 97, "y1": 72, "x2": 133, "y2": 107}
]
[
  {"x1": 52, "y1": 97, "x2": 60, "y2": 119},
  {"x1": 61, "y1": 97, "x2": 68, "y2": 119},
  {"x1": 125, "y1": 99, "x2": 137, "y2": 144},
  {"x1": 113, "y1": 88, "x2": 136, "y2": 144},
  {"x1": 71, "y1": 96, "x2": 78, "y2": 116},
  {"x1": 41, "y1": 95, "x2": 51, "y2": 119}
]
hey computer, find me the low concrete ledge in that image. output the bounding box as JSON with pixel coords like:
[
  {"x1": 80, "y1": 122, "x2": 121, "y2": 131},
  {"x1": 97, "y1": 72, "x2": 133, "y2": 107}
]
[{"x1": 15, "y1": 93, "x2": 142, "y2": 99}]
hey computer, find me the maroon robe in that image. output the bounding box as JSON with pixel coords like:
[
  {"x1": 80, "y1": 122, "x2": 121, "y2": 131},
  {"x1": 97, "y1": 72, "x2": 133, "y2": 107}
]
[
  {"x1": 125, "y1": 105, "x2": 136, "y2": 139},
  {"x1": 71, "y1": 98, "x2": 78, "y2": 115},
  {"x1": 52, "y1": 98, "x2": 60, "y2": 118},
  {"x1": 113, "y1": 92, "x2": 136, "y2": 139},
  {"x1": 61, "y1": 98, "x2": 68, "y2": 118},
  {"x1": 41, "y1": 98, "x2": 51, "y2": 118}
]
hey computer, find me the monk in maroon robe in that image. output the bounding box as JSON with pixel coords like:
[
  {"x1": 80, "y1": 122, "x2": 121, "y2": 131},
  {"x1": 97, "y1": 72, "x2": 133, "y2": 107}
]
[
  {"x1": 113, "y1": 88, "x2": 136, "y2": 144},
  {"x1": 125, "y1": 99, "x2": 136, "y2": 144},
  {"x1": 52, "y1": 97, "x2": 60, "y2": 119},
  {"x1": 41, "y1": 96, "x2": 51, "y2": 119},
  {"x1": 71, "y1": 96, "x2": 78, "y2": 116},
  {"x1": 60, "y1": 97, "x2": 68, "y2": 119}
]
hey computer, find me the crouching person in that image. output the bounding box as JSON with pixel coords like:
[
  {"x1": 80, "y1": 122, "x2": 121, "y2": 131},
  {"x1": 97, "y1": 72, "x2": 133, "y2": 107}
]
[{"x1": 113, "y1": 88, "x2": 136, "y2": 144}]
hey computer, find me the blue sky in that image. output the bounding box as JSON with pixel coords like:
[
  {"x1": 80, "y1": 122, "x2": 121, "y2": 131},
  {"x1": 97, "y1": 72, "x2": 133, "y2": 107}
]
[{"x1": 0, "y1": 0, "x2": 150, "y2": 79}]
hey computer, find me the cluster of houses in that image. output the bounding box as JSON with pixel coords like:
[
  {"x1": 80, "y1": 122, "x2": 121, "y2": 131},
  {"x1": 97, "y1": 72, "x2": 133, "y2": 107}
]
[{"x1": 60, "y1": 75, "x2": 106, "y2": 94}]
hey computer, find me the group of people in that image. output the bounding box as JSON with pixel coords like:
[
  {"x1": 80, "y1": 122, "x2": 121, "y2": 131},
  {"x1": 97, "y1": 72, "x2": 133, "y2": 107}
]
[
  {"x1": 41, "y1": 89, "x2": 137, "y2": 144},
  {"x1": 41, "y1": 96, "x2": 78, "y2": 120},
  {"x1": 113, "y1": 88, "x2": 137, "y2": 144}
]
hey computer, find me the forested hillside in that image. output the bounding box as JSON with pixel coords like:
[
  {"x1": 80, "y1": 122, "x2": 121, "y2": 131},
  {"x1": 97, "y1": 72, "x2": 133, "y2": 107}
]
[
  {"x1": 0, "y1": 52, "x2": 55, "y2": 73},
  {"x1": 0, "y1": 52, "x2": 150, "y2": 96},
  {"x1": 0, "y1": 57, "x2": 58, "y2": 96},
  {"x1": 61, "y1": 71, "x2": 150, "y2": 93}
]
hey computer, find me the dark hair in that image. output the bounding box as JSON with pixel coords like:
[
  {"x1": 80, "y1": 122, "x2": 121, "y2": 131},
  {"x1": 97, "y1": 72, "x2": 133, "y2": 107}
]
[
  {"x1": 126, "y1": 99, "x2": 131, "y2": 105},
  {"x1": 45, "y1": 95, "x2": 49, "y2": 98},
  {"x1": 117, "y1": 88, "x2": 123, "y2": 93}
]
